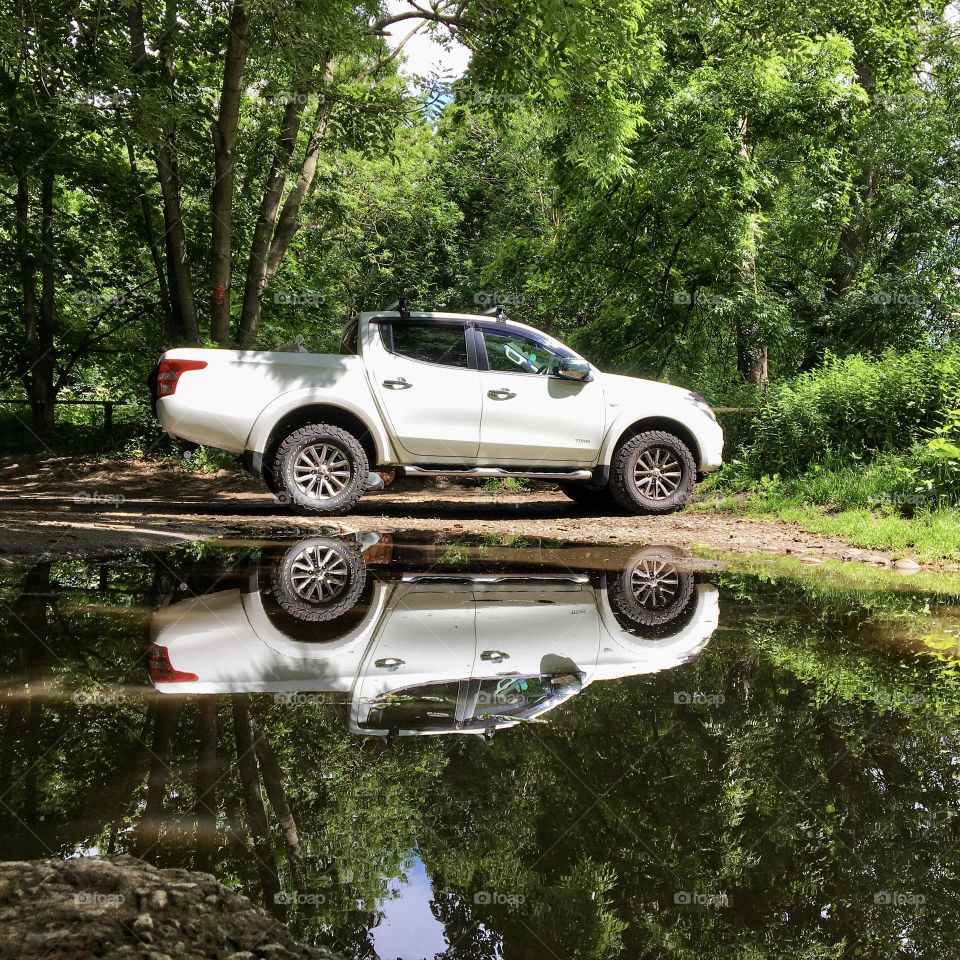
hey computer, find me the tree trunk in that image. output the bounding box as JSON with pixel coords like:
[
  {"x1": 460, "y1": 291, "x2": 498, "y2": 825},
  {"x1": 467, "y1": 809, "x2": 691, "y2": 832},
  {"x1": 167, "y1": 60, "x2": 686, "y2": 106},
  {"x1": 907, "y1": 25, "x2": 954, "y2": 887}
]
[
  {"x1": 231, "y1": 694, "x2": 282, "y2": 913},
  {"x1": 105, "y1": 703, "x2": 156, "y2": 856},
  {"x1": 133, "y1": 695, "x2": 184, "y2": 861},
  {"x1": 210, "y1": 0, "x2": 250, "y2": 346},
  {"x1": 0, "y1": 564, "x2": 49, "y2": 815},
  {"x1": 126, "y1": 0, "x2": 199, "y2": 346},
  {"x1": 264, "y1": 115, "x2": 330, "y2": 283},
  {"x1": 193, "y1": 695, "x2": 219, "y2": 874},
  {"x1": 736, "y1": 323, "x2": 768, "y2": 384},
  {"x1": 155, "y1": 143, "x2": 199, "y2": 345},
  {"x1": 734, "y1": 115, "x2": 767, "y2": 385},
  {"x1": 16, "y1": 171, "x2": 57, "y2": 432},
  {"x1": 238, "y1": 96, "x2": 308, "y2": 348},
  {"x1": 0, "y1": 699, "x2": 24, "y2": 813},
  {"x1": 826, "y1": 61, "x2": 877, "y2": 298},
  {"x1": 251, "y1": 717, "x2": 305, "y2": 890},
  {"x1": 122, "y1": 127, "x2": 173, "y2": 336}
]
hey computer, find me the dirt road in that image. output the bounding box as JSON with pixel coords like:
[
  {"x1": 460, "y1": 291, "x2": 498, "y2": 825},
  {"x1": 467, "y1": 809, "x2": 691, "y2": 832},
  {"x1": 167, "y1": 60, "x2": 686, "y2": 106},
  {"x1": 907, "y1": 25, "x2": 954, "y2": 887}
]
[{"x1": 0, "y1": 455, "x2": 923, "y2": 568}]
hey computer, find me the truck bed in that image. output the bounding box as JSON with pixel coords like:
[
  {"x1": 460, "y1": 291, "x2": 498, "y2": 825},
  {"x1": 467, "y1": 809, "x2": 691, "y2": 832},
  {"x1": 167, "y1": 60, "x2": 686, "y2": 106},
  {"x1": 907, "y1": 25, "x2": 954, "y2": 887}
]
[{"x1": 155, "y1": 349, "x2": 370, "y2": 453}]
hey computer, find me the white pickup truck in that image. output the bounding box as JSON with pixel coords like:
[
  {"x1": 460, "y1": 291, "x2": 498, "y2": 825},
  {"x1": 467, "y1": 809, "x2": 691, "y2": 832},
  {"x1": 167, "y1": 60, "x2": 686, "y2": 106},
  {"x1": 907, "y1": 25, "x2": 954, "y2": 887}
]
[
  {"x1": 153, "y1": 309, "x2": 722, "y2": 514},
  {"x1": 149, "y1": 535, "x2": 719, "y2": 738}
]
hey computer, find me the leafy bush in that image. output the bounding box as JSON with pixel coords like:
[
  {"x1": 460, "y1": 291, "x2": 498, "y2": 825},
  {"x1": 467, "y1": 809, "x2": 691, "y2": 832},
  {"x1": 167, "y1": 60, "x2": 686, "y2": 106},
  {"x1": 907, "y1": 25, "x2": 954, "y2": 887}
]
[
  {"x1": 906, "y1": 410, "x2": 960, "y2": 505},
  {"x1": 743, "y1": 347, "x2": 960, "y2": 476}
]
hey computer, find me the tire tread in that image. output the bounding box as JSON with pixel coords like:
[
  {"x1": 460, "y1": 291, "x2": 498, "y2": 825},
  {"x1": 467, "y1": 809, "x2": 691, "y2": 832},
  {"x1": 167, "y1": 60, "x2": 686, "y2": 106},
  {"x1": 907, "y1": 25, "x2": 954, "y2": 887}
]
[
  {"x1": 609, "y1": 429, "x2": 696, "y2": 515},
  {"x1": 273, "y1": 423, "x2": 368, "y2": 515}
]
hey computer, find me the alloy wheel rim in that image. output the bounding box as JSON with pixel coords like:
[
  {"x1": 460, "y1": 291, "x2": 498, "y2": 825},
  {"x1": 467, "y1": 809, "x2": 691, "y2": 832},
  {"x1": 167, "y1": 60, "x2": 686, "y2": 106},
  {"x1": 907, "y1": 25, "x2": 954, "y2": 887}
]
[
  {"x1": 289, "y1": 544, "x2": 350, "y2": 602},
  {"x1": 630, "y1": 558, "x2": 680, "y2": 610},
  {"x1": 633, "y1": 446, "x2": 682, "y2": 500},
  {"x1": 293, "y1": 443, "x2": 351, "y2": 500}
]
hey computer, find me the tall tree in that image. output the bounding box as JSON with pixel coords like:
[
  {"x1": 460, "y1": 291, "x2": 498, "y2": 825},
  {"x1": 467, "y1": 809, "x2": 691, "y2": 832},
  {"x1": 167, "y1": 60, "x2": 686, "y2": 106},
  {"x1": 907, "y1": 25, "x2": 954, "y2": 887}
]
[{"x1": 209, "y1": 0, "x2": 250, "y2": 345}]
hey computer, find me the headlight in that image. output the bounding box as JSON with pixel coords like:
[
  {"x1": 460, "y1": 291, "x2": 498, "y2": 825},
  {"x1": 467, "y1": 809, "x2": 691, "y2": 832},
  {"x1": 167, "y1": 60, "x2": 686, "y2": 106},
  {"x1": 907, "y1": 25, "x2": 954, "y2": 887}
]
[{"x1": 687, "y1": 392, "x2": 718, "y2": 422}]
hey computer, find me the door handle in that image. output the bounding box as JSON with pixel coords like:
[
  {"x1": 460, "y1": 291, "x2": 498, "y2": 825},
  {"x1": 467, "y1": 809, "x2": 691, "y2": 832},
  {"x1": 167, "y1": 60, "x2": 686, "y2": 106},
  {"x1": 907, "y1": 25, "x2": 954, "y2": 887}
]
[
  {"x1": 375, "y1": 657, "x2": 405, "y2": 670},
  {"x1": 382, "y1": 377, "x2": 411, "y2": 389},
  {"x1": 480, "y1": 650, "x2": 510, "y2": 663},
  {"x1": 487, "y1": 388, "x2": 516, "y2": 399}
]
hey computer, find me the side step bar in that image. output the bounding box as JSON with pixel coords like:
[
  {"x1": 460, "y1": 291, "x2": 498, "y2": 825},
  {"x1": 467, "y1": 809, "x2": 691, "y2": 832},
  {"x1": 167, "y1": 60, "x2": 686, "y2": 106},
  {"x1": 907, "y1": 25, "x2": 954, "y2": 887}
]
[{"x1": 403, "y1": 466, "x2": 593, "y2": 481}]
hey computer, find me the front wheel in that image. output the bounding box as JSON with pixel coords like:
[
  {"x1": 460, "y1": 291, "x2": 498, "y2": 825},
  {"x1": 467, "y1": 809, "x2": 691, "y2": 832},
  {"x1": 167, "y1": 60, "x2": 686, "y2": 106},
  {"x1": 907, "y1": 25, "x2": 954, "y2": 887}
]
[
  {"x1": 609, "y1": 430, "x2": 696, "y2": 514},
  {"x1": 273, "y1": 423, "x2": 368, "y2": 515},
  {"x1": 608, "y1": 548, "x2": 697, "y2": 638}
]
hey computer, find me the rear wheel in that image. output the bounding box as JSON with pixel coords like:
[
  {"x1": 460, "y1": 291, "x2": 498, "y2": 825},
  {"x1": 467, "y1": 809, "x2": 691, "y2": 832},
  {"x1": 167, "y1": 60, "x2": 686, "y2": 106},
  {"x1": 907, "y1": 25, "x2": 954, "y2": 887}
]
[
  {"x1": 609, "y1": 430, "x2": 696, "y2": 514},
  {"x1": 271, "y1": 537, "x2": 367, "y2": 622},
  {"x1": 558, "y1": 481, "x2": 617, "y2": 511},
  {"x1": 273, "y1": 423, "x2": 368, "y2": 515}
]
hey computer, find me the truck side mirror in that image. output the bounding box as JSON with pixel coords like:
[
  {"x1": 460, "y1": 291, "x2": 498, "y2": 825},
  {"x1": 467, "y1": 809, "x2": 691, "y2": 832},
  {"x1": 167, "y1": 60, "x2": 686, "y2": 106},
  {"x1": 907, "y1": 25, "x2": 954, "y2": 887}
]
[{"x1": 557, "y1": 358, "x2": 591, "y2": 381}]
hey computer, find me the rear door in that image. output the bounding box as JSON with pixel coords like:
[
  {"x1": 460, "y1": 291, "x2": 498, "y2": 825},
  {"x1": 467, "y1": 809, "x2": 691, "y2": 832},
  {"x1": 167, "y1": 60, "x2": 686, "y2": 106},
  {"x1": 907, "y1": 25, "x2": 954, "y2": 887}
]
[
  {"x1": 354, "y1": 582, "x2": 477, "y2": 705},
  {"x1": 369, "y1": 319, "x2": 482, "y2": 459}
]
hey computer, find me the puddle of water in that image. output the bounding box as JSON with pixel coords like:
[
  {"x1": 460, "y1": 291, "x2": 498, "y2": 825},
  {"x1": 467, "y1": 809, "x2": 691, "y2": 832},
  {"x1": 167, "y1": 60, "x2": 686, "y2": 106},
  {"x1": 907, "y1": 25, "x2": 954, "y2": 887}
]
[{"x1": 2, "y1": 532, "x2": 960, "y2": 958}]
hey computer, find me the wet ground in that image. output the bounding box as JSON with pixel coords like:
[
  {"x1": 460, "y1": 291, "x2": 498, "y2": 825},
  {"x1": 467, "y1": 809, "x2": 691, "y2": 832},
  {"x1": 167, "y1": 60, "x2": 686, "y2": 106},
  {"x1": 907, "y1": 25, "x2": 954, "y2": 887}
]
[
  {"x1": 2, "y1": 532, "x2": 960, "y2": 958},
  {"x1": 0, "y1": 456, "x2": 924, "y2": 568}
]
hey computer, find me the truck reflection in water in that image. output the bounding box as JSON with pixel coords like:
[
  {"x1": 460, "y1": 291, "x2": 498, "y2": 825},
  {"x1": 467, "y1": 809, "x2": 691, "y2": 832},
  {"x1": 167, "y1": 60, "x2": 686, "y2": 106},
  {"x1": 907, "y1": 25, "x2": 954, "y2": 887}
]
[{"x1": 149, "y1": 534, "x2": 719, "y2": 737}]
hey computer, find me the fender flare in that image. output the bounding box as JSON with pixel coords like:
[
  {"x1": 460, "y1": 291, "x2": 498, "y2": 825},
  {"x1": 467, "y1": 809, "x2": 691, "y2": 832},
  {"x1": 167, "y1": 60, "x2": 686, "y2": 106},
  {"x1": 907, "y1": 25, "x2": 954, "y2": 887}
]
[
  {"x1": 243, "y1": 387, "x2": 395, "y2": 463},
  {"x1": 597, "y1": 583, "x2": 720, "y2": 662},
  {"x1": 597, "y1": 409, "x2": 710, "y2": 472}
]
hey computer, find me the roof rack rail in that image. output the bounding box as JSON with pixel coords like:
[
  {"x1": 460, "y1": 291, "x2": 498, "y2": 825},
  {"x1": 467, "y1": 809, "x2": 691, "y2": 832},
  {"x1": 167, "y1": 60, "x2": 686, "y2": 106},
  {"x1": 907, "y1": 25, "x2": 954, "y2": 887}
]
[
  {"x1": 383, "y1": 298, "x2": 412, "y2": 321},
  {"x1": 481, "y1": 304, "x2": 510, "y2": 322}
]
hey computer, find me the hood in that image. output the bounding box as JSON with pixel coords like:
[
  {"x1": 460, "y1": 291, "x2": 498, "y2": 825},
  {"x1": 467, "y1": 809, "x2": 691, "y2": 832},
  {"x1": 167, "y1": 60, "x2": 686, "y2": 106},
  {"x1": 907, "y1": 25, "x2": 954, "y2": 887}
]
[{"x1": 601, "y1": 372, "x2": 699, "y2": 407}]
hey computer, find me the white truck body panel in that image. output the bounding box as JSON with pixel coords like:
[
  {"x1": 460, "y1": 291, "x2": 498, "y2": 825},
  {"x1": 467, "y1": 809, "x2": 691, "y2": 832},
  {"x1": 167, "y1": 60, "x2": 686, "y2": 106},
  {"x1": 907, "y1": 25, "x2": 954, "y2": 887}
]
[
  {"x1": 150, "y1": 569, "x2": 719, "y2": 735},
  {"x1": 365, "y1": 327, "x2": 484, "y2": 459},
  {"x1": 155, "y1": 310, "x2": 723, "y2": 482}
]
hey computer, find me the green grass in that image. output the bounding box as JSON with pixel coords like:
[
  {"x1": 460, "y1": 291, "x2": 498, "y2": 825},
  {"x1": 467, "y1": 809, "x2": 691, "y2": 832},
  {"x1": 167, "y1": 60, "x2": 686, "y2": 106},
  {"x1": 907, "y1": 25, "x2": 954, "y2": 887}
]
[
  {"x1": 693, "y1": 545, "x2": 960, "y2": 596},
  {"x1": 695, "y1": 476, "x2": 960, "y2": 563}
]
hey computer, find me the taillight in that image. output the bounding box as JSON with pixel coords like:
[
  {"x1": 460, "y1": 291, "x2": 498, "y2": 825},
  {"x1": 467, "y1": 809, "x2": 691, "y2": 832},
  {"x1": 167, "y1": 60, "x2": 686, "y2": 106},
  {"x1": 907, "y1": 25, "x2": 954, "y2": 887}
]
[
  {"x1": 156, "y1": 358, "x2": 207, "y2": 398},
  {"x1": 149, "y1": 644, "x2": 198, "y2": 683}
]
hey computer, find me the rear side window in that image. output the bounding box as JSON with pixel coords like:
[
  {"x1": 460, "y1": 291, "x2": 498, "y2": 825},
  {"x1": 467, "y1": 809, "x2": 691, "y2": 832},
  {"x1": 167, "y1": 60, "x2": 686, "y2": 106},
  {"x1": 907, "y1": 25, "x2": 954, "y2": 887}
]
[
  {"x1": 389, "y1": 322, "x2": 469, "y2": 368},
  {"x1": 339, "y1": 318, "x2": 359, "y2": 355}
]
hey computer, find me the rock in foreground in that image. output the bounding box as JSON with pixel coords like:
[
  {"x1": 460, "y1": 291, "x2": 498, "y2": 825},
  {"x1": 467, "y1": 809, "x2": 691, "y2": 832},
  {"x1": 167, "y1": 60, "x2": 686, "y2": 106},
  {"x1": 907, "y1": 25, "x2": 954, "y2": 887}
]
[{"x1": 0, "y1": 856, "x2": 339, "y2": 960}]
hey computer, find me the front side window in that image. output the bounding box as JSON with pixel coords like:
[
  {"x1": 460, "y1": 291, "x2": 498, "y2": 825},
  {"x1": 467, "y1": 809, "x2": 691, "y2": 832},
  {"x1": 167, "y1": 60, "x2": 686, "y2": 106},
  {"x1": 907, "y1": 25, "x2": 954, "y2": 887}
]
[
  {"x1": 361, "y1": 681, "x2": 462, "y2": 730},
  {"x1": 389, "y1": 322, "x2": 469, "y2": 368},
  {"x1": 481, "y1": 327, "x2": 569, "y2": 376}
]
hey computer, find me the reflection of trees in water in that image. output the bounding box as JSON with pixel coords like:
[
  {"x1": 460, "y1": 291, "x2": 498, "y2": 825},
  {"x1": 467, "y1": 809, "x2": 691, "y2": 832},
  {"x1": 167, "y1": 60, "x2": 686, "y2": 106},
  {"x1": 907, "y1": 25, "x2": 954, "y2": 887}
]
[
  {"x1": 2, "y1": 554, "x2": 960, "y2": 958},
  {"x1": 0, "y1": 551, "x2": 440, "y2": 952}
]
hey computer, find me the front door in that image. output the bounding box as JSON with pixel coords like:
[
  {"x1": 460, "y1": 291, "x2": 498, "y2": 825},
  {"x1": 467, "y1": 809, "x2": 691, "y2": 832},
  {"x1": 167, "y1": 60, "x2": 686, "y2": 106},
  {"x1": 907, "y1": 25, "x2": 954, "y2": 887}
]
[
  {"x1": 369, "y1": 320, "x2": 481, "y2": 459},
  {"x1": 476, "y1": 325, "x2": 606, "y2": 464},
  {"x1": 472, "y1": 580, "x2": 600, "y2": 680}
]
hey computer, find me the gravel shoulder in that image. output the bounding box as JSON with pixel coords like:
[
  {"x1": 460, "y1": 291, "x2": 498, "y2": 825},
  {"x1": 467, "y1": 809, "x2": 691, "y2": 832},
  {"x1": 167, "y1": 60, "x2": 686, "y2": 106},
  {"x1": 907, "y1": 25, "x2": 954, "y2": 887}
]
[{"x1": 0, "y1": 455, "x2": 931, "y2": 570}]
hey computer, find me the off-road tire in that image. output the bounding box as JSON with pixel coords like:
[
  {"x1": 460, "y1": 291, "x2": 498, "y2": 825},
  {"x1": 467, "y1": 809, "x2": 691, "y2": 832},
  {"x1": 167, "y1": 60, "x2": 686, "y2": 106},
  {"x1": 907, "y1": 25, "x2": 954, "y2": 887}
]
[
  {"x1": 558, "y1": 481, "x2": 618, "y2": 511},
  {"x1": 608, "y1": 547, "x2": 697, "y2": 637},
  {"x1": 609, "y1": 430, "x2": 696, "y2": 514},
  {"x1": 273, "y1": 423, "x2": 368, "y2": 515},
  {"x1": 271, "y1": 537, "x2": 367, "y2": 622}
]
